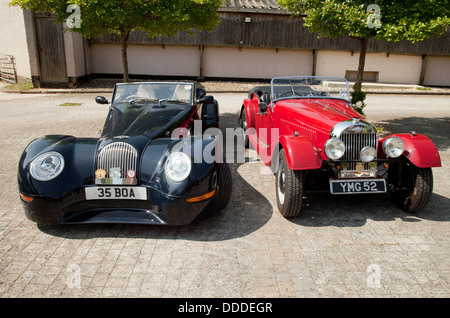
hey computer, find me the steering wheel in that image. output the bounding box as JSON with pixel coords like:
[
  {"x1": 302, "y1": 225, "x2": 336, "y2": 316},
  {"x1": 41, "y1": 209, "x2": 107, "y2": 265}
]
[{"x1": 122, "y1": 95, "x2": 146, "y2": 102}]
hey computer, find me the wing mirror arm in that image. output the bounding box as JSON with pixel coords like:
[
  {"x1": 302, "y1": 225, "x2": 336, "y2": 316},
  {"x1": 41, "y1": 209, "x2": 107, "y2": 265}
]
[{"x1": 95, "y1": 96, "x2": 110, "y2": 105}]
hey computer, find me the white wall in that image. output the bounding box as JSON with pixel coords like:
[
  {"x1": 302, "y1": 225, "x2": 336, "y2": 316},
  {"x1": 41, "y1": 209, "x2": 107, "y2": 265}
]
[
  {"x1": 90, "y1": 44, "x2": 200, "y2": 77},
  {"x1": 203, "y1": 47, "x2": 313, "y2": 79},
  {"x1": 89, "y1": 43, "x2": 449, "y2": 86},
  {"x1": 63, "y1": 27, "x2": 87, "y2": 78},
  {"x1": 423, "y1": 55, "x2": 450, "y2": 87},
  {"x1": 90, "y1": 44, "x2": 313, "y2": 79},
  {"x1": 0, "y1": 0, "x2": 31, "y2": 79},
  {"x1": 316, "y1": 50, "x2": 423, "y2": 84}
]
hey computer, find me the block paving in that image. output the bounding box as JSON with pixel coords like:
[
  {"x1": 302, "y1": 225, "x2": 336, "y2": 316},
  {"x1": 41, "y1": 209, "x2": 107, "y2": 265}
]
[{"x1": 0, "y1": 91, "x2": 448, "y2": 298}]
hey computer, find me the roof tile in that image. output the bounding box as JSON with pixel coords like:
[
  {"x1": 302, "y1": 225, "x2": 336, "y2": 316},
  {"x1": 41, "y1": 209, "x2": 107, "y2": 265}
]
[{"x1": 222, "y1": 0, "x2": 282, "y2": 12}]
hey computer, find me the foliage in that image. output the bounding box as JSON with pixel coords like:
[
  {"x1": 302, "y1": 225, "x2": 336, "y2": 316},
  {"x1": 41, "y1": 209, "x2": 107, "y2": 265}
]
[
  {"x1": 278, "y1": 0, "x2": 449, "y2": 43},
  {"x1": 350, "y1": 90, "x2": 367, "y2": 115},
  {"x1": 11, "y1": 0, "x2": 222, "y2": 37},
  {"x1": 10, "y1": 0, "x2": 222, "y2": 82},
  {"x1": 4, "y1": 81, "x2": 34, "y2": 91},
  {"x1": 278, "y1": 0, "x2": 449, "y2": 114},
  {"x1": 58, "y1": 102, "x2": 82, "y2": 106}
]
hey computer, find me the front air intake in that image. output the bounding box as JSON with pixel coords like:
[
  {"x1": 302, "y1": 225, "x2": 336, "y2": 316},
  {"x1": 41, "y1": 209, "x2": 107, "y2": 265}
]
[{"x1": 96, "y1": 142, "x2": 138, "y2": 179}]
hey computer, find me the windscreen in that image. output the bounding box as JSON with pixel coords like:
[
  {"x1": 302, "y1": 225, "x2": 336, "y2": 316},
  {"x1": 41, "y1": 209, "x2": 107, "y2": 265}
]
[
  {"x1": 271, "y1": 77, "x2": 350, "y2": 101},
  {"x1": 113, "y1": 82, "x2": 194, "y2": 104}
]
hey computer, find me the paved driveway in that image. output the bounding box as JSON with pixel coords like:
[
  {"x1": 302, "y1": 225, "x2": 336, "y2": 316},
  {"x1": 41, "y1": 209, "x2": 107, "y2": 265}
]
[{"x1": 0, "y1": 92, "x2": 448, "y2": 297}]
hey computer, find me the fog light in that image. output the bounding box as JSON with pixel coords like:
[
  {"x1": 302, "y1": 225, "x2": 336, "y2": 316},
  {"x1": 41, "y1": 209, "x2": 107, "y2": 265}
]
[{"x1": 360, "y1": 146, "x2": 377, "y2": 162}]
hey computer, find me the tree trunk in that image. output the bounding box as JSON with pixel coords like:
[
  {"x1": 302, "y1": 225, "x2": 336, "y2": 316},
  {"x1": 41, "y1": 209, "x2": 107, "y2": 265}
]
[
  {"x1": 120, "y1": 30, "x2": 131, "y2": 83},
  {"x1": 354, "y1": 38, "x2": 368, "y2": 92}
]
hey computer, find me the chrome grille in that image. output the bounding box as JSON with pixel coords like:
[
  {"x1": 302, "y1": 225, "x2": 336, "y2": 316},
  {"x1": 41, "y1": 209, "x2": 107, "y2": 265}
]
[
  {"x1": 341, "y1": 131, "x2": 378, "y2": 161},
  {"x1": 97, "y1": 142, "x2": 138, "y2": 178}
]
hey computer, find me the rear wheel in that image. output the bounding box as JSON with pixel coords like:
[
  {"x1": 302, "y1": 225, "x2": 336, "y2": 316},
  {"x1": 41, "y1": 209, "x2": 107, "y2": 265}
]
[
  {"x1": 391, "y1": 160, "x2": 433, "y2": 213},
  {"x1": 276, "y1": 149, "x2": 305, "y2": 218}
]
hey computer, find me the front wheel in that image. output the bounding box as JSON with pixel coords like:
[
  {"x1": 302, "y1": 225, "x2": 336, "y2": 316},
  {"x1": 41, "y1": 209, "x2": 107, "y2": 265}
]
[
  {"x1": 195, "y1": 163, "x2": 232, "y2": 222},
  {"x1": 276, "y1": 149, "x2": 305, "y2": 218},
  {"x1": 216, "y1": 162, "x2": 232, "y2": 211},
  {"x1": 391, "y1": 161, "x2": 433, "y2": 213}
]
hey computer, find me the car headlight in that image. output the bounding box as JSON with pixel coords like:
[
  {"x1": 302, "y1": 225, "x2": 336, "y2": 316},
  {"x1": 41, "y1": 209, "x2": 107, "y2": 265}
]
[
  {"x1": 383, "y1": 137, "x2": 405, "y2": 158},
  {"x1": 360, "y1": 146, "x2": 377, "y2": 162},
  {"x1": 30, "y1": 152, "x2": 65, "y2": 181},
  {"x1": 324, "y1": 138, "x2": 345, "y2": 160},
  {"x1": 165, "y1": 152, "x2": 191, "y2": 182}
]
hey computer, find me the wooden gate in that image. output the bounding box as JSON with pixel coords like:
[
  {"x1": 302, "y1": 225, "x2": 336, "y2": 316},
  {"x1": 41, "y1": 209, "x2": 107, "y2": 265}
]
[
  {"x1": 0, "y1": 54, "x2": 17, "y2": 83},
  {"x1": 34, "y1": 15, "x2": 67, "y2": 86}
]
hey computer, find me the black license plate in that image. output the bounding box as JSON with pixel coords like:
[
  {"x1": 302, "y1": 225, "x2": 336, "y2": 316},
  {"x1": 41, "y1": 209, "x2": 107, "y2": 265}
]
[{"x1": 330, "y1": 179, "x2": 387, "y2": 195}]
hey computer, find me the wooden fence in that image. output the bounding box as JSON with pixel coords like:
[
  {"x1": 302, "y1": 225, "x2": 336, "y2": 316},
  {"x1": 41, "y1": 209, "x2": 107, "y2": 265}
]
[
  {"x1": 0, "y1": 54, "x2": 17, "y2": 84},
  {"x1": 90, "y1": 12, "x2": 450, "y2": 56}
]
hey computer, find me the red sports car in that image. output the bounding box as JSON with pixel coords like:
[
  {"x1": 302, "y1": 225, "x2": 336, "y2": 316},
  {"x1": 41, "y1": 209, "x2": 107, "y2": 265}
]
[{"x1": 239, "y1": 76, "x2": 441, "y2": 217}]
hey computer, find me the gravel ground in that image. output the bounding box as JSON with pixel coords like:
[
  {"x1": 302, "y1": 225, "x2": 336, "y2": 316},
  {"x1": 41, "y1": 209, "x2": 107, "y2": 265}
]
[
  {"x1": 0, "y1": 89, "x2": 448, "y2": 298},
  {"x1": 2, "y1": 78, "x2": 450, "y2": 95},
  {"x1": 78, "y1": 78, "x2": 267, "y2": 92}
]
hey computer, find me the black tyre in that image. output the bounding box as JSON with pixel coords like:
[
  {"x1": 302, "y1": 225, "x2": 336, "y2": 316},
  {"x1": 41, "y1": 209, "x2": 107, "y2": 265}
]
[
  {"x1": 216, "y1": 162, "x2": 232, "y2": 211},
  {"x1": 240, "y1": 108, "x2": 249, "y2": 148},
  {"x1": 391, "y1": 160, "x2": 433, "y2": 213},
  {"x1": 276, "y1": 149, "x2": 305, "y2": 218},
  {"x1": 195, "y1": 163, "x2": 232, "y2": 222}
]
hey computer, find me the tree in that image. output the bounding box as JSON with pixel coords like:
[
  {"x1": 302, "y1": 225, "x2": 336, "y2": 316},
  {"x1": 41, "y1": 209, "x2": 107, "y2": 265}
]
[
  {"x1": 11, "y1": 0, "x2": 222, "y2": 82},
  {"x1": 278, "y1": 0, "x2": 449, "y2": 113}
]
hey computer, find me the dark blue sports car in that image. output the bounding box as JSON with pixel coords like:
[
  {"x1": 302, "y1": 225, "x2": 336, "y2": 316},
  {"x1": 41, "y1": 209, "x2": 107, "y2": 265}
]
[{"x1": 18, "y1": 82, "x2": 231, "y2": 226}]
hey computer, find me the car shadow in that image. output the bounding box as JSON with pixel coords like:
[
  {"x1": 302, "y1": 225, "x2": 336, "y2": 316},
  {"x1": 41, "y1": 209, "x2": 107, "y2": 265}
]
[
  {"x1": 288, "y1": 191, "x2": 450, "y2": 228},
  {"x1": 376, "y1": 116, "x2": 450, "y2": 151},
  {"x1": 38, "y1": 111, "x2": 274, "y2": 241}
]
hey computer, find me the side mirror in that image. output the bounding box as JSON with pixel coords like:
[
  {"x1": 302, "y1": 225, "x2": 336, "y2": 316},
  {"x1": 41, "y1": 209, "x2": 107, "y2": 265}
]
[
  {"x1": 258, "y1": 102, "x2": 268, "y2": 113},
  {"x1": 199, "y1": 95, "x2": 214, "y2": 104},
  {"x1": 196, "y1": 88, "x2": 207, "y2": 100},
  {"x1": 95, "y1": 96, "x2": 109, "y2": 104}
]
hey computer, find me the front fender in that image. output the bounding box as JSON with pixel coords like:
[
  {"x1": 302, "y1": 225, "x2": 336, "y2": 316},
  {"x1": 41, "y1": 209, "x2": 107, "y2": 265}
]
[
  {"x1": 140, "y1": 136, "x2": 218, "y2": 198},
  {"x1": 278, "y1": 135, "x2": 322, "y2": 170},
  {"x1": 18, "y1": 135, "x2": 98, "y2": 196},
  {"x1": 381, "y1": 133, "x2": 441, "y2": 168},
  {"x1": 239, "y1": 96, "x2": 259, "y2": 128}
]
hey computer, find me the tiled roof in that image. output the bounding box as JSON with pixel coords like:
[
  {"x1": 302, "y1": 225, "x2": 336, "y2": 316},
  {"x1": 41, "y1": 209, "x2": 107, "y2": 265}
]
[{"x1": 221, "y1": 0, "x2": 286, "y2": 13}]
